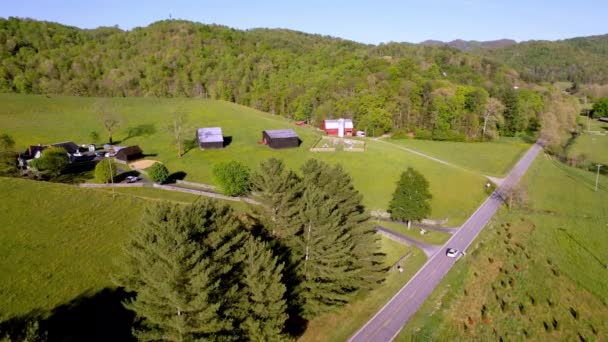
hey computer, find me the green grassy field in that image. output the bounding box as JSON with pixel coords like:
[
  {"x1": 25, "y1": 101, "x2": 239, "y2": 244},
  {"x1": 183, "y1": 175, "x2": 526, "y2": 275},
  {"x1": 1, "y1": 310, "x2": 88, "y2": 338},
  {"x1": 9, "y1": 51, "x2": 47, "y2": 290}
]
[
  {"x1": 0, "y1": 177, "x2": 144, "y2": 318},
  {"x1": 386, "y1": 137, "x2": 530, "y2": 177},
  {"x1": 398, "y1": 156, "x2": 608, "y2": 340},
  {"x1": 0, "y1": 93, "x2": 492, "y2": 225},
  {"x1": 301, "y1": 242, "x2": 427, "y2": 342},
  {"x1": 568, "y1": 133, "x2": 608, "y2": 165}
]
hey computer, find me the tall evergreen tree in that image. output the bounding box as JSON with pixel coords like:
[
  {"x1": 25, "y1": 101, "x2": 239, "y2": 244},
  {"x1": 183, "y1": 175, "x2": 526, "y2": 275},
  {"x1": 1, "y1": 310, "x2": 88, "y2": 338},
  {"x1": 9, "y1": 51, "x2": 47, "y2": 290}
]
[
  {"x1": 232, "y1": 237, "x2": 289, "y2": 341},
  {"x1": 290, "y1": 160, "x2": 384, "y2": 318},
  {"x1": 295, "y1": 186, "x2": 358, "y2": 319},
  {"x1": 301, "y1": 160, "x2": 384, "y2": 290},
  {"x1": 117, "y1": 200, "x2": 247, "y2": 341},
  {"x1": 388, "y1": 167, "x2": 432, "y2": 227},
  {"x1": 250, "y1": 158, "x2": 303, "y2": 239}
]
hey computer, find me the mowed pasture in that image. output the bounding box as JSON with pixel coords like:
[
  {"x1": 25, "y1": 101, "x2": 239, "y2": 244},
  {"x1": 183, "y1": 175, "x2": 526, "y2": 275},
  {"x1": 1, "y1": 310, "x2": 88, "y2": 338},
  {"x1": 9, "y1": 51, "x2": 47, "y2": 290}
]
[
  {"x1": 387, "y1": 137, "x2": 530, "y2": 177},
  {"x1": 398, "y1": 156, "x2": 608, "y2": 340},
  {"x1": 0, "y1": 177, "x2": 143, "y2": 317},
  {"x1": 0, "y1": 94, "x2": 492, "y2": 224}
]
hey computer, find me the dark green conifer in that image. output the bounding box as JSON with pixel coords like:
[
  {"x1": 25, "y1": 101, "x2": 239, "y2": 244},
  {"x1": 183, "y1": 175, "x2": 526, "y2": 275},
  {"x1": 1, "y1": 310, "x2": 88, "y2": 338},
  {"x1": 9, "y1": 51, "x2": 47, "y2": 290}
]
[
  {"x1": 295, "y1": 186, "x2": 358, "y2": 319},
  {"x1": 232, "y1": 237, "x2": 289, "y2": 341},
  {"x1": 117, "y1": 200, "x2": 247, "y2": 341},
  {"x1": 250, "y1": 158, "x2": 303, "y2": 239},
  {"x1": 291, "y1": 160, "x2": 384, "y2": 318}
]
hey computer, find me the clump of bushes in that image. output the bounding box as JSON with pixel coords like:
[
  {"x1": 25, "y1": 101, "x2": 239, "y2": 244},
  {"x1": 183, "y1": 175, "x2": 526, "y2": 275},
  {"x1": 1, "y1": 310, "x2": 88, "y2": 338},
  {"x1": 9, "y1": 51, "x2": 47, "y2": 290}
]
[
  {"x1": 30, "y1": 146, "x2": 69, "y2": 178},
  {"x1": 148, "y1": 162, "x2": 170, "y2": 184},
  {"x1": 212, "y1": 160, "x2": 251, "y2": 196}
]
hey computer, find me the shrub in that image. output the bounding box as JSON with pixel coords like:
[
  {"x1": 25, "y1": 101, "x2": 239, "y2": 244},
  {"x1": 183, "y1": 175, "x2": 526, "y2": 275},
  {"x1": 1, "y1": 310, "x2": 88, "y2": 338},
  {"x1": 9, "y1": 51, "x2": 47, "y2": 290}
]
[
  {"x1": 413, "y1": 128, "x2": 433, "y2": 140},
  {"x1": 94, "y1": 159, "x2": 117, "y2": 183},
  {"x1": 212, "y1": 160, "x2": 251, "y2": 196},
  {"x1": 148, "y1": 162, "x2": 170, "y2": 184}
]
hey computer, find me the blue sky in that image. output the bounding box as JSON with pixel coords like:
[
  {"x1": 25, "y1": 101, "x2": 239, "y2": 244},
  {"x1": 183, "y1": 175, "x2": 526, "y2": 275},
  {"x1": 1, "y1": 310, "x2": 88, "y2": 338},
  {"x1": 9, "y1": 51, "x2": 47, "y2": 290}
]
[{"x1": 2, "y1": 0, "x2": 607, "y2": 44}]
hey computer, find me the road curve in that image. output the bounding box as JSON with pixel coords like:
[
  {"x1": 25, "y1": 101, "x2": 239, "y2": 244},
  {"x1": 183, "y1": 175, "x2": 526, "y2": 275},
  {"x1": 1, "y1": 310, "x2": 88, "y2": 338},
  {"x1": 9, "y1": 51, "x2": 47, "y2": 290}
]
[
  {"x1": 349, "y1": 142, "x2": 543, "y2": 342},
  {"x1": 375, "y1": 226, "x2": 441, "y2": 257}
]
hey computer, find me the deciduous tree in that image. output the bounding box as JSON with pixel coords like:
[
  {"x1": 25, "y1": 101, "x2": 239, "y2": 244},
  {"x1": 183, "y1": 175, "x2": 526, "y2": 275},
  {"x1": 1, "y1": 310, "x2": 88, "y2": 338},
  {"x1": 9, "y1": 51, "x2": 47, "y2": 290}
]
[
  {"x1": 388, "y1": 167, "x2": 432, "y2": 228},
  {"x1": 213, "y1": 160, "x2": 251, "y2": 196}
]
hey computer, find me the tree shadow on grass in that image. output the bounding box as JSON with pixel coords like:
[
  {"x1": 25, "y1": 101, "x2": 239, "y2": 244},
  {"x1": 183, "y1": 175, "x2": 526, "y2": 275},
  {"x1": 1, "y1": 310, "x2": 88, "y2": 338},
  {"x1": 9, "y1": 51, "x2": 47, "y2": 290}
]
[
  {"x1": 167, "y1": 171, "x2": 187, "y2": 183},
  {"x1": 123, "y1": 124, "x2": 157, "y2": 143},
  {"x1": 182, "y1": 138, "x2": 199, "y2": 156},
  {"x1": 0, "y1": 287, "x2": 135, "y2": 342}
]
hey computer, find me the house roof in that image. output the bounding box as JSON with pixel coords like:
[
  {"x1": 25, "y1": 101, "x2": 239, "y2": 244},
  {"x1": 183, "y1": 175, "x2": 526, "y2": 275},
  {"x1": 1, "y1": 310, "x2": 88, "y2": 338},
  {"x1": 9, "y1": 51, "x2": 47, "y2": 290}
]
[
  {"x1": 21, "y1": 145, "x2": 47, "y2": 159},
  {"x1": 324, "y1": 119, "x2": 354, "y2": 129},
  {"x1": 51, "y1": 141, "x2": 79, "y2": 154},
  {"x1": 198, "y1": 127, "x2": 224, "y2": 143},
  {"x1": 264, "y1": 129, "x2": 298, "y2": 139},
  {"x1": 115, "y1": 145, "x2": 142, "y2": 158}
]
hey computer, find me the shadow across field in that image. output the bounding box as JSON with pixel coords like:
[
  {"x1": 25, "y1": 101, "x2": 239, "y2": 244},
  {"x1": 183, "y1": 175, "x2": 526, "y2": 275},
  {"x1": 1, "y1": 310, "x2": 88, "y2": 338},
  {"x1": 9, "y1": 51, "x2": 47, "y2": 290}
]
[{"x1": 0, "y1": 287, "x2": 135, "y2": 342}]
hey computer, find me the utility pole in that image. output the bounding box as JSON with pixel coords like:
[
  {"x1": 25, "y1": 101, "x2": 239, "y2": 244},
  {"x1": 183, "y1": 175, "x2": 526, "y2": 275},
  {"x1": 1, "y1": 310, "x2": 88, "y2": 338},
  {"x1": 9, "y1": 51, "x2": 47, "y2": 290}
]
[
  {"x1": 595, "y1": 164, "x2": 602, "y2": 192},
  {"x1": 108, "y1": 157, "x2": 115, "y2": 198},
  {"x1": 586, "y1": 96, "x2": 590, "y2": 132}
]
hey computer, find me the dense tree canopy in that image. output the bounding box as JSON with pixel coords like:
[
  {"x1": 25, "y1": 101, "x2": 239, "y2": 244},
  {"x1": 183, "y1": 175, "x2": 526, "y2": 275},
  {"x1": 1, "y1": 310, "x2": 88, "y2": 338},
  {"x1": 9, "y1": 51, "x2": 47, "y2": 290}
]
[
  {"x1": 118, "y1": 200, "x2": 288, "y2": 341},
  {"x1": 0, "y1": 17, "x2": 552, "y2": 140}
]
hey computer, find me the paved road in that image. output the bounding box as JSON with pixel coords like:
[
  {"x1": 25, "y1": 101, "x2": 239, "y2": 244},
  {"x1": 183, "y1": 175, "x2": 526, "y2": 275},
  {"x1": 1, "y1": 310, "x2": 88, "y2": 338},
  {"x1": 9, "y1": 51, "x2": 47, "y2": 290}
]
[
  {"x1": 375, "y1": 217, "x2": 458, "y2": 233},
  {"x1": 375, "y1": 226, "x2": 441, "y2": 257},
  {"x1": 349, "y1": 141, "x2": 543, "y2": 342}
]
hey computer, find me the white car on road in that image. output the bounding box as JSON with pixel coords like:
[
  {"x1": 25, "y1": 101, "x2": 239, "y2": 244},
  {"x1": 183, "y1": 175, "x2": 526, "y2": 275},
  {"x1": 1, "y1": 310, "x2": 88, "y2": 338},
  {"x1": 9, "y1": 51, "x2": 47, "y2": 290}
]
[{"x1": 446, "y1": 248, "x2": 459, "y2": 258}]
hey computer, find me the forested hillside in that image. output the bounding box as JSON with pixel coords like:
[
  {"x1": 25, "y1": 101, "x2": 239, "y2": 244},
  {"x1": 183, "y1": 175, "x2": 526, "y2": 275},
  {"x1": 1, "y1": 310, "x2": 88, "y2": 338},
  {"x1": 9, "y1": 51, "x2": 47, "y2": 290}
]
[
  {"x1": 0, "y1": 17, "x2": 573, "y2": 140},
  {"x1": 477, "y1": 34, "x2": 608, "y2": 84}
]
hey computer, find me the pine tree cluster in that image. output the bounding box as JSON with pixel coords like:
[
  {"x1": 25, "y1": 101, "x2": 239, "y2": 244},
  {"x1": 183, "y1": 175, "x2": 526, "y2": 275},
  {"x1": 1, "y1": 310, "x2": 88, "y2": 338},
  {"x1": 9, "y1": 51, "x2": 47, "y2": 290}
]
[{"x1": 118, "y1": 158, "x2": 384, "y2": 340}]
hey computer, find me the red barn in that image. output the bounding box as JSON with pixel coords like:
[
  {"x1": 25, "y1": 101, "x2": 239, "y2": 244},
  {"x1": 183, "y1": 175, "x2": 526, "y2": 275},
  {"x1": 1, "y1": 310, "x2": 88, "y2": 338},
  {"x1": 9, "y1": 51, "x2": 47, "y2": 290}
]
[{"x1": 322, "y1": 119, "x2": 354, "y2": 137}]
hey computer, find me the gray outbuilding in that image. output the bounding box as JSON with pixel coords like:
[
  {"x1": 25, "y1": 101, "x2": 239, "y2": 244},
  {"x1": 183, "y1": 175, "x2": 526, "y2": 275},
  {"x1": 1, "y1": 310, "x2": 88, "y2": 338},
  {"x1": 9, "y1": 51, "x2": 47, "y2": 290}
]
[{"x1": 198, "y1": 127, "x2": 224, "y2": 149}]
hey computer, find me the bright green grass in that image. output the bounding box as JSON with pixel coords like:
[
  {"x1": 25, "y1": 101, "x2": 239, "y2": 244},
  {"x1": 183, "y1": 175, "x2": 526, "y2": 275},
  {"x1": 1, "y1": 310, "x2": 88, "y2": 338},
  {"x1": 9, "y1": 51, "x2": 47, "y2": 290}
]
[
  {"x1": 568, "y1": 133, "x2": 608, "y2": 165},
  {"x1": 0, "y1": 178, "x2": 250, "y2": 319},
  {"x1": 0, "y1": 94, "x2": 489, "y2": 225},
  {"x1": 375, "y1": 220, "x2": 452, "y2": 245},
  {"x1": 380, "y1": 236, "x2": 412, "y2": 268},
  {"x1": 300, "y1": 242, "x2": 427, "y2": 342},
  {"x1": 0, "y1": 177, "x2": 144, "y2": 318},
  {"x1": 386, "y1": 137, "x2": 530, "y2": 177},
  {"x1": 398, "y1": 156, "x2": 608, "y2": 340}
]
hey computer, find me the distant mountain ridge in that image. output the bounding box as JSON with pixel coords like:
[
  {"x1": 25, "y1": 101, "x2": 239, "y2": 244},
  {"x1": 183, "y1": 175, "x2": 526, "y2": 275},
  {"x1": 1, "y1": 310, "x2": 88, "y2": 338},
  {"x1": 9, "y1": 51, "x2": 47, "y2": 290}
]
[
  {"x1": 418, "y1": 34, "x2": 608, "y2": 83},
  {"x1": 419, "y1": 38, "x2": 517, "y2": 51}
]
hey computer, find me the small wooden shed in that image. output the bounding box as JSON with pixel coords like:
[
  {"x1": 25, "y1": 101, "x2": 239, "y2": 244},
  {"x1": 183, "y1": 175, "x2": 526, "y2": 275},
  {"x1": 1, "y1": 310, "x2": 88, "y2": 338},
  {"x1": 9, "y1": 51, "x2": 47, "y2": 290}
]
[
  {"x1": 198, "y1": 127, "x2": 224, "y2": 149},
  {"x1": 115, "y1": 145, "x2": 143, "y2": 162},
  {"x1": 262, "y1": 129, "x2": 299, "y2": 149}
]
